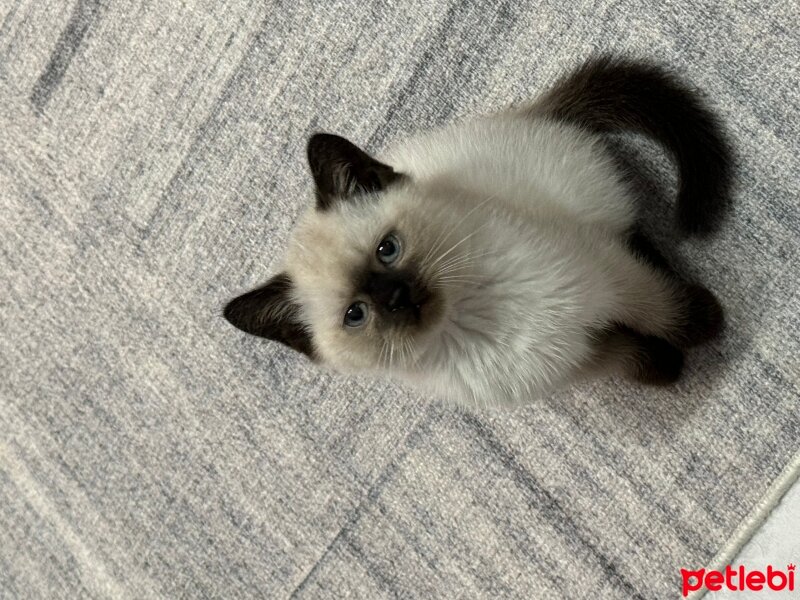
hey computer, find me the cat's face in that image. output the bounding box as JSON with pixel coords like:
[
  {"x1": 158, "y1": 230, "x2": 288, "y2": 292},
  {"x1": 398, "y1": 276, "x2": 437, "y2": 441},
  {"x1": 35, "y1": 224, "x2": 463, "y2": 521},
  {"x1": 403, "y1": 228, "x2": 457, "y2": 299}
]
[{"x1": 224, "y1": 133, "x2": 478, "y2": 373}]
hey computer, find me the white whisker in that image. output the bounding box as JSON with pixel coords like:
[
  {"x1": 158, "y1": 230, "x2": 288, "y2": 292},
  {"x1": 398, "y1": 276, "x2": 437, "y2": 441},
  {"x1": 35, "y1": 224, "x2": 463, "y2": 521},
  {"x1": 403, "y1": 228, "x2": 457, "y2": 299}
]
[
  {"x1": 421, "y1": 194, "x2": 496, "y2": 266},
  {"x1": 428, "y1": 222, "x2": 492, "y2": 274}
]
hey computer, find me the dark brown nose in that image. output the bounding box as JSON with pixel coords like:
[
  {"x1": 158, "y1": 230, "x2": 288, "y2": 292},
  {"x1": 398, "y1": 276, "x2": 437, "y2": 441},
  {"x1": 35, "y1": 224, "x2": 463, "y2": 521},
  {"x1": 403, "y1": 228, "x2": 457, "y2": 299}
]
[{"x1": 367, "y1": 273, "x2": 415, "y2": 312}]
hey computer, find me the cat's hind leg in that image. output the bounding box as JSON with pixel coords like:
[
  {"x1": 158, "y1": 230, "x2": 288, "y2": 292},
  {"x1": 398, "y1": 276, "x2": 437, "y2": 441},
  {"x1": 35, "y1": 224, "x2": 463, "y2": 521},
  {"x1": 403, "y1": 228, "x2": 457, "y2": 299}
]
[
  {"x1": 587, "y1": 325, "x2": 684, "y2": 385},
  {"x1": 622, "y1": 229, "x2": 724, "y2": 347}
]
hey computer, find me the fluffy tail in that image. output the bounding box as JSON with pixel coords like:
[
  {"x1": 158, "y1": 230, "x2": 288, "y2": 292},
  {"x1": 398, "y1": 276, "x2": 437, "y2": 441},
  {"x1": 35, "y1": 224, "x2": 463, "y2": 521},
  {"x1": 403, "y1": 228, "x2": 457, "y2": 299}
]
[{"x1": 533, "y1": 56, "x2": 732, "y2": 235}]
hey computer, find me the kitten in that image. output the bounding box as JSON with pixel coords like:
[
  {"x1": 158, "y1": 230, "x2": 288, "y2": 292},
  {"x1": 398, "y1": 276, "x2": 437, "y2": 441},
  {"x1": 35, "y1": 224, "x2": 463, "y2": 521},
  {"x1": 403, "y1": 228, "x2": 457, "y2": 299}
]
[{"x1": 224, "y1": 56, "x2": 730, "y2": 408}]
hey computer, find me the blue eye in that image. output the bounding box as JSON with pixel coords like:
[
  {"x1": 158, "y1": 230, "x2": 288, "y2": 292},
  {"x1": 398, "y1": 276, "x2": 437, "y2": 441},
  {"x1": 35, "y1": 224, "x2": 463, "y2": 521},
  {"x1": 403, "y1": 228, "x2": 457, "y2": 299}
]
[
  {"x1": 377, "y1": 234, "x2": 402, "y2": 264},
  {"x1": 344, "y1": 301, "x2": 368, "y2": 327}
]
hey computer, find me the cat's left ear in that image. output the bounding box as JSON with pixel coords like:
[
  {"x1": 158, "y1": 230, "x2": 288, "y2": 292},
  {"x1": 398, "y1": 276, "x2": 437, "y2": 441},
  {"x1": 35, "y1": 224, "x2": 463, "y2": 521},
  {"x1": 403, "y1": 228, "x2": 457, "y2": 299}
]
[
  {"x1": 223, "y1": 273, "x2": 314, "y2": 358},
  {"x1": 307, "y1": 133, "x2": 404, "y2": 210}
]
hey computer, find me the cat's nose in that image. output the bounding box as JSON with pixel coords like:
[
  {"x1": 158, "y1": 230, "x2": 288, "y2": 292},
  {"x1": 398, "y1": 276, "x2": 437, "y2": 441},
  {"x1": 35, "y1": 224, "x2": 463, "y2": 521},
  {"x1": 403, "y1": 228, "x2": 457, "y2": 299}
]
[
  {"x1": 386, "y1": 281, "x2": 411, "y2": 311},
  {"x1": 367, "y1": 274, "x2": 413, "y2": 312}
]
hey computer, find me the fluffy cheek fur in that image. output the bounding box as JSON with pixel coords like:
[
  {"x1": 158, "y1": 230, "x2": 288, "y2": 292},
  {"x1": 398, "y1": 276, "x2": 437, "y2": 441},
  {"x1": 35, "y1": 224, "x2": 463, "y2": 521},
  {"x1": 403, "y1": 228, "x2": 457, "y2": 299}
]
[{"x1": 284, "y1": 189, "x2": 469, "y2": 373}]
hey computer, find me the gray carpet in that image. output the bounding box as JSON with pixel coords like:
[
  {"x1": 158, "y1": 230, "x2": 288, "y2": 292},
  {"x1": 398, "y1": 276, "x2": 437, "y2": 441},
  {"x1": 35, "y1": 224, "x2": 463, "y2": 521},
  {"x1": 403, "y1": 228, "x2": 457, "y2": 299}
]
[{"x1": 1, "y1": 1, "x2": 799, "y2": 598}]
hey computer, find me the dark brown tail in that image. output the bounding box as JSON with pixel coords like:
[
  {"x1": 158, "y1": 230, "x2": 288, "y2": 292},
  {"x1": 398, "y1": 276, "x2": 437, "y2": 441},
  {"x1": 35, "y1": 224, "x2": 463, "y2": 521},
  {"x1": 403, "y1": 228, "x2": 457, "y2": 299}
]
[{"x1": 533, "y1": 56, "x2": 733, "y2": 236}]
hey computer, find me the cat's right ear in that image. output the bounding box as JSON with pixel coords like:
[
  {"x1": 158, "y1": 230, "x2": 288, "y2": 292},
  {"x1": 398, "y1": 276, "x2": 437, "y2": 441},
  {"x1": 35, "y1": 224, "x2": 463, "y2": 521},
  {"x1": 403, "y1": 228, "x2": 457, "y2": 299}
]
[
  {"x1": 307, "y1": 133, "x2": 404, "y2": 210},
  {"x1": 223, "y1": 273, "x2": 314, "y2": 358}
]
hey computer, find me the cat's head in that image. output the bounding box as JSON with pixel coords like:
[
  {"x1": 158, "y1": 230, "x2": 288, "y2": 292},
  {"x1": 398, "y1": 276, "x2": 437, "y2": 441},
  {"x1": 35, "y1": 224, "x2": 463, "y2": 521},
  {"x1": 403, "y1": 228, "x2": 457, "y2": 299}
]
[{"x1": 224, "y1": 133, "x2": 483, "y2": 373}]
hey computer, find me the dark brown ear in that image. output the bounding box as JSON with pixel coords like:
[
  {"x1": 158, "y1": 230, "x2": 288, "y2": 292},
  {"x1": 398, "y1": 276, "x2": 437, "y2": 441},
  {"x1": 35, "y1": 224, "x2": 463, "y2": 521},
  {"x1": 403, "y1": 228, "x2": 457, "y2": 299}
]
[
  {"x1": 307, "y1": 133, "x2": 404, "y2": 210},
  {"x1": 223, "y1": 273, "x2": 314, "y2": 358}
]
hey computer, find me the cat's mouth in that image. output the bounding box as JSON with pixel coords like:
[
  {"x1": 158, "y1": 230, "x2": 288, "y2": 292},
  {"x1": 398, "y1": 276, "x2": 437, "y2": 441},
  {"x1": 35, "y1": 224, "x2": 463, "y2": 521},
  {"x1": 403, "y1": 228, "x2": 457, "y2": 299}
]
[
  {"x1": 410, "y1": 289, "x2": 446, "y2": 331},
  {"x1": 408, "y1": 296, "x2": 432, "y2": 323},
  {"x1": 384, "y1": 296, "x2": 430, "y2": 326}
]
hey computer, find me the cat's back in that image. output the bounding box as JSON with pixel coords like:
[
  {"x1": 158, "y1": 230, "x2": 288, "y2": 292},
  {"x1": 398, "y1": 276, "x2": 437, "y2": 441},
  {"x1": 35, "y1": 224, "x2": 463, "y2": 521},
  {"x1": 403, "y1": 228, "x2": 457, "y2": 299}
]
[{"x1": 383, "y1": 113, "x2": 636, "y2": 231}]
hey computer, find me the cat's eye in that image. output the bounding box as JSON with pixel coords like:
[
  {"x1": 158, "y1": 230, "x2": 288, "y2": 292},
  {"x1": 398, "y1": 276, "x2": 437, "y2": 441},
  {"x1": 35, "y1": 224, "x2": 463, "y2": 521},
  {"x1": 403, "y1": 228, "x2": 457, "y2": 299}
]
[
  {"x1": 377, "y1": 234, "x2": 402, "y2": 265},
  {"x1": 344, "y1": 301, "x2": 368, "y2": 327}
]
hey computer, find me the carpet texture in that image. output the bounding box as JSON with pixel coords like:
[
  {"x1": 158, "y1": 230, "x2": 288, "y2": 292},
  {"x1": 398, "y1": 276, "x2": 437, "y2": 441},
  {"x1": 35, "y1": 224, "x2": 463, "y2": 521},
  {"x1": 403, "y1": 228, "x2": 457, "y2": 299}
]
[{"x1": 1, "y1": 1, "x2": 798, "y2": 598}]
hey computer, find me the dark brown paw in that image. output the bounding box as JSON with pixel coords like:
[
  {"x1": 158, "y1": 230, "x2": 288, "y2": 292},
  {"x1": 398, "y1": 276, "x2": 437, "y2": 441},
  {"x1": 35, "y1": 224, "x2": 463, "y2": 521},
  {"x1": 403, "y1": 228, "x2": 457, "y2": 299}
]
[
  {"x1": 681, "y1": 284, "x2": 724, "y2": 347},
  {"x1": 632, "y1": 336, "x2": 684, "y2": 385}
]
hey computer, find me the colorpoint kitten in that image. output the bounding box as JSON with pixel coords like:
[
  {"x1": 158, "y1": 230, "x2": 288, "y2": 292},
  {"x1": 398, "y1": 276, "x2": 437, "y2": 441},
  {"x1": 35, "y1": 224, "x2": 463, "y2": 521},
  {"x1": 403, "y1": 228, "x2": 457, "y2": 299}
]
[{"x1": 224, "y1": 56, "x2": 730, "y2": 408}]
